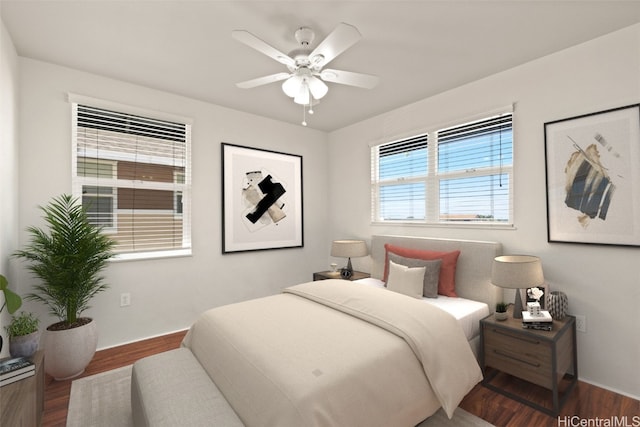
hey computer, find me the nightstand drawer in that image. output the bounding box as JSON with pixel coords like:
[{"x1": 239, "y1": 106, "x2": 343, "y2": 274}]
[{"x1": 483, "y1": 325, "x2": 553, "y2": 389}]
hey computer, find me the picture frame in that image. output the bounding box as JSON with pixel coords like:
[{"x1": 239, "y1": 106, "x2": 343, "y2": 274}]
[
  {"x1": 544, "y1": 104, "x2": 640, "y2": 247},
  {"x1": 526, "y1": 285, "x2": 547, "y2": 310},
  {"x1": 222, "y1": 143, "x2": 303, "y2": 253}
]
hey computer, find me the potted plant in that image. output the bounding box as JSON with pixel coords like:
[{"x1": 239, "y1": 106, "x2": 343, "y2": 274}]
[
  {"x1": 495, "y1": 302, "x2": 508, "y2": 321},
  {"x1": 14, "y1": 194, "x2": 115, "y2": 380},
  {"x1": 5, "y1": 311, "x2": 40, "y2": 358},
  {"x1": 0, "y1": 274, "x2": 23, "y2": 354}
]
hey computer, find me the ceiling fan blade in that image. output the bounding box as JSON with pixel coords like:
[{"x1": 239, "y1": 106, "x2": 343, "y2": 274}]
[
  {"x1": 236, "y1": 72, "x2": 291, "y2": 89},
  {"x1": 232, "y1": 30, "x2": 295, "y2": 67},
  {"x1": 320, "y1": 69, "x2": 379, "y2": 89},
  {"x1": 309, "y1": 23, "x2": 362, "y2": 68}
]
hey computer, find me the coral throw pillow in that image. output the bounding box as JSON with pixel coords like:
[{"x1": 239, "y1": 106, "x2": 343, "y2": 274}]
[{"x1": 383, "y1": 243, "x2": 461, "y2": 297}]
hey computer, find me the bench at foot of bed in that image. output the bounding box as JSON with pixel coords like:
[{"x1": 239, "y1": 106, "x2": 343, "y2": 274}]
[{"x1": 131, "y1": 347, "x2": 244, "y2": 427}]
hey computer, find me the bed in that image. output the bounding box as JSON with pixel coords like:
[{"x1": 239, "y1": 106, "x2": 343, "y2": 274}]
[
  {"x1": 364, "y1": 234, "x2": 503, "y2": 357},
  {"x1": 179, "y1": 235, "x2": 502, "y2": 427}
]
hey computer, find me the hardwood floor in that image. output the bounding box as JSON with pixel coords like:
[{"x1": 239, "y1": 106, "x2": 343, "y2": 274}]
[
  {"x1": 43, "y1": 331, "x2": 639, "y2": 427},
  {"x1": 42, "y1": 331, "x2": 186, "y2": 426}
]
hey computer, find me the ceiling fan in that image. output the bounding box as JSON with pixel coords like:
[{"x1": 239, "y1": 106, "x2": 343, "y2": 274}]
[{"x1": 232, "y1": 22, "x2": 379, "y2": 124}]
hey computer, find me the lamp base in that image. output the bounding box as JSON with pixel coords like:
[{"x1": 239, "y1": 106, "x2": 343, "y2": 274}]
[
  {"x1": 513, "y1": 288, "x2": 523, "y2": 319},
  {"x1": 340, "y1": 257, "x2": 353, "y2": 279}
]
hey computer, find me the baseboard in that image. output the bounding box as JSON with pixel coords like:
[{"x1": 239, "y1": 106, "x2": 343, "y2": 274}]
[
  {"x1": 95, "y1": 328, "x2": 189, "y2": 352},
  {"x1": 579, "y1": 377, "x2": 640, "y2": 402}
]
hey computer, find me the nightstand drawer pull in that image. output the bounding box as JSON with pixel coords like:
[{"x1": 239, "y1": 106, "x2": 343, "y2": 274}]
[
  {"x1": 492, "y1": 328, "x2": 540, "y2": 345},
  {"x1": 493, "y1": 349, "x2": 541, "y2": 367}
]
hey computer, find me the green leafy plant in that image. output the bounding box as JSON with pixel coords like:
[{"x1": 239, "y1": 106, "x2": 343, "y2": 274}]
[
  {"x1": 13, "y1": 194, "x2": 115, "y2": 328},
  {"x1": 0, "y1": 274, "x2": 22, "y2": 314},
  {"x1": 495, "y1": 302, "x2": 508, "y2": 313},
  {"x1": 5, "y1": 311, "x2": 39, "y2": 337}
]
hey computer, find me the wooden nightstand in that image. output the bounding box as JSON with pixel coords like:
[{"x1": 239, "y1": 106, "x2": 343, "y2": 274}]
[
  {"x1": 480, "y1": 308, "x2": 577, "y2": 416},
  {"x1": 0, "y1": 350, "x2": 45, "y2": 426},
  {"x1": 313, "y1": 271, "x2": 370, "y2": 281}
]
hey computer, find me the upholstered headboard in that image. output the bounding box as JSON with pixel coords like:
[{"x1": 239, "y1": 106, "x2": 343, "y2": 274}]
[{"x1": 370, "y1": 235, "x2": 503, "y2": 312}]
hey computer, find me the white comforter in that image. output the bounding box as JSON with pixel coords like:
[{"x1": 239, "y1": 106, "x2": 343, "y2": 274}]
[{"x1": 182, "y1": 280, "x2": 482, "y2": 426}]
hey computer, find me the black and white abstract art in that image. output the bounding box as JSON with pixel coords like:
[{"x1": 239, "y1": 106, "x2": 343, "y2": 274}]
[
  {"x1": 544, "y1": 104, "x2": 640, "y2": 247},
  {"x1": 222, "y1": 143, "x2": 303, "y2": 253}
]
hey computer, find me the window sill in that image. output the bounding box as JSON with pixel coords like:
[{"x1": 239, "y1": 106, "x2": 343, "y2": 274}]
[
  {"x1": 371, "y1": 221, "x2": 516, "y2": 230},
  {"x1": 110, "y1": 248, "x2": 192, "y2": 262}
]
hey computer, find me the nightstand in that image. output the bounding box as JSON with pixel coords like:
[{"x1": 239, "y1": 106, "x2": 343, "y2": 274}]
[
  {"x1": 313, "y1": 271, "x2": 370, "y2": 281},
  {"x1": 0, "y1": 350, "x2": 45, "y2": 426},
  {"x1": 480, "y1": 308, "x2": 577, "y2": 416}
]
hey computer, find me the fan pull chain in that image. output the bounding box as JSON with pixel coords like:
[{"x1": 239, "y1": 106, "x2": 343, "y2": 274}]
[
  {"x1": 302, "y1": 86, "x2": 313, "y2": 126},
  {"x1": 301, "y1": 102, "x2": 307, "y2": 126},
  {"x1": 308, "y1": 86, "x2": 314, "y2": 115}
]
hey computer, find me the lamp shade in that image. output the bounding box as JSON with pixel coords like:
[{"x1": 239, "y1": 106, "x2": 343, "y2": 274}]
[
  {"x1": 491, "y1": 255, "x2": 544, "y2": 289},
  {"x1": 331, "y1": 240, "x2": 368, "y2": 258}
]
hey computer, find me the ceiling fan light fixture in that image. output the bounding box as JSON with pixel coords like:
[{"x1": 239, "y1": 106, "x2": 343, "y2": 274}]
[
  {"x1": 308, "y1": 76, "x2": 328, "y2": 100},
  {"x1": 233, "y1": 23, "x2": 378, "y2": 124},
  {"x1": 294, "y1": 82, "x2": 310, "y2": 105},
  {"x1": 282, "y1": 75, "x2": 303, "y2": 98}
]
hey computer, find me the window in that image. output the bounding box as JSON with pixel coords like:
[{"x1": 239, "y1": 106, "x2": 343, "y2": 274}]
[
  {"x1": 72, "y1": 101, "x2": 192, "y2": 258},
  {"x1": 371, "y1": 111, "x2": 513, "y2": 225}
]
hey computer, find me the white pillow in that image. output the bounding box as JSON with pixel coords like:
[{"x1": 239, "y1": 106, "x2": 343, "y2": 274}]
[{"x1": 386, "y1": 260, "x2": 425, "y2": 299}]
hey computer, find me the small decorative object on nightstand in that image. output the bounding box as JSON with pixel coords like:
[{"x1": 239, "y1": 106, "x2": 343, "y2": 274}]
[
  {"x1": 331, "y1": 240, "x2": 368, "y2": 279},
  {"x1": 494, "y1": 302, "x2": 508, "y2": 321},
  {"x1": 547, "y1": 291, "x2": 568, "y2": 320},
  {"x1": 480, "y1": 307, "x2": 577, "y2": 416}
]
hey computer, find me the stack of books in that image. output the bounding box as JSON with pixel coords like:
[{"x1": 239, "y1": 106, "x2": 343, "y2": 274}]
[
  {"x1": 522, "y1": 310, "x2": 553, "y2": 331},
  {"x1": 0, "y1": 356, "x2": 35, "y2": 387}
]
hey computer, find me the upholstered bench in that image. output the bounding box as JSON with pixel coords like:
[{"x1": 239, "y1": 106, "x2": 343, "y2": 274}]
[{"x1": 131, "y1": 347, "x2": 244, "y2": 426}]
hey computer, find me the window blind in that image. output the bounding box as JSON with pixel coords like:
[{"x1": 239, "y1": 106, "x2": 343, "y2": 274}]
[
  {"x1": 372, "y1": 134, "x2": 428, "y2": 221},
  {"x1": 73, "y1": 104, "x2": 191, "y2": 256},
  {"x1": 437, "y1": 113, "x2": 512, "y2": 223},
  {"x1": 371, "y1": 111, "x2": 513, "y2": 225}
]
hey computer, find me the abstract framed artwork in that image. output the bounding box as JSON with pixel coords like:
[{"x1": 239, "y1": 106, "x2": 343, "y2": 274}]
[
  {"x1": 544, "y1": 104, "x2": 640, "y2": 247},
  {"x1": 222, "y1": 143, "x2": 303, "y2": 253}
]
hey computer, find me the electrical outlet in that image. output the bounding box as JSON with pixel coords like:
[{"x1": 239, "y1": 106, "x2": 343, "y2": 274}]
[
  {"x1": 575, "y1": 314, "x2": 586, "y2": 333},
  {"x1": 120, "y1": 293, "x2": 131, "y2": 307}
]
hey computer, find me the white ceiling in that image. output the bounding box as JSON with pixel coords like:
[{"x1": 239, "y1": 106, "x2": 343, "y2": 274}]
[{"x1": 2, "y1": 1, "x2": 640, "y2": 131}]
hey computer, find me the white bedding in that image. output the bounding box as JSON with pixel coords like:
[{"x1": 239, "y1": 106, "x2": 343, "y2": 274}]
[
  {"x1": 354, "y1": 277, "x2": 490, "y2": 342},
  {"x1": 183, "y1": 280, "x2": 483, "y2": 426}
]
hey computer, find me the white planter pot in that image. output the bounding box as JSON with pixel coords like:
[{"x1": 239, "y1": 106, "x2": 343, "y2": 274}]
[
  {"x1": 9, "y1": 331, "x2": 40, "y2": 358},
  {"x1": 494, "y1": 311, "x2": 508, "y2": 321},
  {"x1": 42, "y1": 318, "x2": 98, "y2": 380}
]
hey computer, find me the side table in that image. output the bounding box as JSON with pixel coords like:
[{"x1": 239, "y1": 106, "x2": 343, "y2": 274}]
[
  {"x1": 313, "y1": 271, "x2": 370, "y2": 281},
  {"x1": 480, "y1": 309, "x2": 577, "y2": 416},
  {"x1": 0, "y1": 350, "x2": 45, "y2": 426}
]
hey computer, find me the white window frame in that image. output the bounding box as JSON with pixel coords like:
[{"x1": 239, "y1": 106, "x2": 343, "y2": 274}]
[
  {"x1": 69, "y1": 94, "x2": 193, "y2": 260},
  {"x1": 76, "y1": 159, "x2": 117, "y2": 232},
  {"x1": 371, "y1": 108, "x2": 514, "y2": 227}
]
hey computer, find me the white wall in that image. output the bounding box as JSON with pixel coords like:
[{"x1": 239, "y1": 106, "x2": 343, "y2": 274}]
[
  {"x1": 14, "y1": 58, "x2": 330, "y2": 349},
  {"x1": 0, "y1": 19, "x2": 20, "y2": 358},
  {"x1": 328, "y1": 24, "x2": 640, "y2": 398}
]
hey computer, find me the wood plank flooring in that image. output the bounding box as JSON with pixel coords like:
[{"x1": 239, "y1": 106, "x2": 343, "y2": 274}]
[
  {"x1": 43, "y1": 331, "x2": 186, "y2": 426},
  {"x1": 43, "y1": 330, "x2": 639, "y2": 427}
]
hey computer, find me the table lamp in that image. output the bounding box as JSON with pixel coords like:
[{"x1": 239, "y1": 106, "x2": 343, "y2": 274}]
[
  {"x1": 491, "y1": 255, "x2": 544, "y2": 319},
  {"x1": 331, "y1": 240, "x2": 368, "y2": 279}
]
